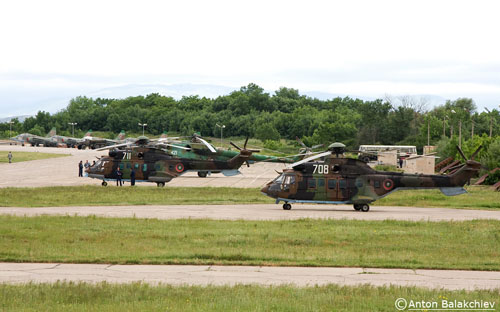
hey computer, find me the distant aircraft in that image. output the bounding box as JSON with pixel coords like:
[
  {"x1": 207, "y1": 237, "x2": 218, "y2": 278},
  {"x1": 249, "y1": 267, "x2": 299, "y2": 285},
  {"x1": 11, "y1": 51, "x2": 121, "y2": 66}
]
[
  {"x1": 78, "y1": 130, "x2": 125, "y2": 149},
  {"x1": 11, "y1": 128, "x2": 58, "y2": 147}
]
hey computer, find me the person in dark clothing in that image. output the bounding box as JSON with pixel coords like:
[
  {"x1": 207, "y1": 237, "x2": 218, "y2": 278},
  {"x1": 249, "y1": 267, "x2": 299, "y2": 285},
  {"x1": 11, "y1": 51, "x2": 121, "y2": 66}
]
[
  {"x1": 78, "y1": 161, "x2": 83, "y2": 177},
  {"x1": 130, "y1": 168, "x2": 136, "y2": 186},
  {"x1": 116, "y1": 167, "x2": 123, "y2": 186},
  {"x1": 399, "y1": 157, "x2": 404, "y2": 168}
]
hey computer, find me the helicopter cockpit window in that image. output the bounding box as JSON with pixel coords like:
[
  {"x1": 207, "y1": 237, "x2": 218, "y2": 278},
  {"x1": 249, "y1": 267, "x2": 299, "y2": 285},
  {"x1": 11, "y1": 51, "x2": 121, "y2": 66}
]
[
  {"x1": 374, "y1": 180, "x2": 380, "y2": 188},
  {"x1": 283, "y1": 175, "x2": 295, "y2": 185},
  {"x1": 283, "y1": 175, "x2": 295, "y2": 190},
  {"x1": 273, "y1": 174, "x2": 284, "y2": 185}
]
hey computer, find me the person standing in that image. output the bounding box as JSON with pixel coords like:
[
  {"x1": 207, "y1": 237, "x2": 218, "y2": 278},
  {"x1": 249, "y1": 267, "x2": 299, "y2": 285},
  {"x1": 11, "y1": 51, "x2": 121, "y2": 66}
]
[
  {"x1": 130, "y1": 168, "x2": 136, "y2": 186},
  {"x1": 7, "y1": 152, "x2": 12, "y2": 163},
  {"x1": 116, "y1": 167, "x2": 123, "y2": 186},
  {"x1": 78, "y1": 161, "x2": 83, "y2": 177}
]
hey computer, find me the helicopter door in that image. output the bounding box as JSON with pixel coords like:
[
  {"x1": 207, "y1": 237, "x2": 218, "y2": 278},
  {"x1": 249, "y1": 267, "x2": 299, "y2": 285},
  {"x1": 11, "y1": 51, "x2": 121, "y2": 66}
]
[
  {"x1": 316, "y1": 178, "x2": 327, "y2": 200},
  {"x1": 327, "y1": 178, "x2": 349, "y2": 201}
]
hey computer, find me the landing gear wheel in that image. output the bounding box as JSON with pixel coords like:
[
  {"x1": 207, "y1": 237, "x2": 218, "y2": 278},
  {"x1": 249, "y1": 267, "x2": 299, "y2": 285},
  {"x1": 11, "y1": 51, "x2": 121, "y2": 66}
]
[
  {"x1": 360, "y1": 204, "x2": 370, "y2": 212},
  {"x1": 157, "y1": 182, "x2": 165, "y2": 187},
  {"x1": 282, "y1": 203, "x2": 292, "y2": 210},
  {"x1": 197, "y1": 171, "x2": 208, "y2": 178},
  {"x1": 101, "y1": 181, "x2": 107, "y2": 187},
  {"x1": 362, "y1": 156, "x2": 370, "y2": 163},
  {"x1": 353, "y1": 204, "x2": 361, "y2": 211}
]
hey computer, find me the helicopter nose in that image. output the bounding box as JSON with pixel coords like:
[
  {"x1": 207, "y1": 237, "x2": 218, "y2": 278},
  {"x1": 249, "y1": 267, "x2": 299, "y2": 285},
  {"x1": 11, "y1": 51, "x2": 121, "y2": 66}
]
[{"x1": 260, "y1": 185, "x2": 270, "y2": 194}]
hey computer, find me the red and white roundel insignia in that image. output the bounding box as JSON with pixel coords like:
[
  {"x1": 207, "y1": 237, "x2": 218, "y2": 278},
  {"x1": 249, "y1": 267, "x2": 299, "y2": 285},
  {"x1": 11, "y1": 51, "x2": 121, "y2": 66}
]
[
  {"x1": 383, "y1": 179, "x2": 394, "y2": 190},
  {"x1": 175, "y1": 163, "x2": 184, "y2": 172}
]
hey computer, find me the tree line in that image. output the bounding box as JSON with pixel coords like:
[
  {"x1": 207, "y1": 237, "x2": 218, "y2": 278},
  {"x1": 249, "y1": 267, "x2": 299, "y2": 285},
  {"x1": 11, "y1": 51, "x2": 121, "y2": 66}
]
[{"x1": 1, "y1": 83, "x2": 499, "y2": 152}]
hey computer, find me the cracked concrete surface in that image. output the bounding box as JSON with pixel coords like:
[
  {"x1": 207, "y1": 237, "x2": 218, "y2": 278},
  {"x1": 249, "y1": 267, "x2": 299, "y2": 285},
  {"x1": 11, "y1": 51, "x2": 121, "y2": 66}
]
[
  {"x1": 0, "y1": 263, "x2": 499, "y2": 290},
  {"x1": 1, "y1": 204, "x2": 500, "y2": 221}
]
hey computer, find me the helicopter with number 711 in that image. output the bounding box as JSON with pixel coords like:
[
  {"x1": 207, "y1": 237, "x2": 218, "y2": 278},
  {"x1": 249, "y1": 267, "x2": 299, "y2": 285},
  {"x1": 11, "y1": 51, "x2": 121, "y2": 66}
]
[{"x1": 261, "y1": 142, "x2": 482, "y2": 212}]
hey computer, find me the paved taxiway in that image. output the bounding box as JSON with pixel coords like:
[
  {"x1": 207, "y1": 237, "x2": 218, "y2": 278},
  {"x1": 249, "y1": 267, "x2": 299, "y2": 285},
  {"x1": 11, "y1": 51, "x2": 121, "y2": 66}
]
[
  {"x1": 1, "y1": 204, "x2": 499, "y2": 221},
  {"x1": 0, "y1": 263, "x2": 499, "y2": 290},
  {"x1": 0, "y1": 145, "x2": 286, "y2": 188}
]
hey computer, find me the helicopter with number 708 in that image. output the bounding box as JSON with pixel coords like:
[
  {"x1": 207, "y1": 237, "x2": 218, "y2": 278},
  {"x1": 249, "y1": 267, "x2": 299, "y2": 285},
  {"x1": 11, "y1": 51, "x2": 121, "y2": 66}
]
[{"x1": 261, "y1": 142, "x2": 482, "y2": 212}]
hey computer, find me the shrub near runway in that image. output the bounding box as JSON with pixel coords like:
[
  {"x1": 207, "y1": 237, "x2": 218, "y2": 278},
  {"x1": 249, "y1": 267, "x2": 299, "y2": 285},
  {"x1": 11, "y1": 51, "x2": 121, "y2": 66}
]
[
  {"x1": 0, "y1": 283, "x2": 498, "y2": 312},
  {"x1": 1, "y1": 216, "x2": 499, "y2": 270}
]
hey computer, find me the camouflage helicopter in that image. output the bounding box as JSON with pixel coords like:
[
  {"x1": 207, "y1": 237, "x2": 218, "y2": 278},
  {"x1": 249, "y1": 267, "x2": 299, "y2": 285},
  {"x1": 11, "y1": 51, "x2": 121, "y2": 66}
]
[
  {"x1": 96, "y1": 134, "x2": 300, "y2": 178},
  {"x1": 86, "y1": 136, "x2": 296, "y2": 186},
  {"x1": 261, "y1": 142, "x2": 482, "y2": 212}
]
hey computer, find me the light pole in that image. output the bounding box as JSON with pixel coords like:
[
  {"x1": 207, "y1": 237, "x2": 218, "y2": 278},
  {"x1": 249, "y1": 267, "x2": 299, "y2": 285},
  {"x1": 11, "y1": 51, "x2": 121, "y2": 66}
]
[
  {"x1": 138, "y1": 123, "x2": 147, "y2": 136},
  {"x1": 8, "y1": 121, "x2": 14, "y2": 138},
  {"x1": 216, "y1": 123, "x2": 225, "y2": 148},
  {"x1": 451, "y1": 110, "x2": 462, "y2": 148},
  {"x1": 485, "y1": 107, "x2": 494, "y2": 138},
  {"x1": 443, "y1": 115, "x2": 448, "y2": 137},
  {"x1": 68, "y1": 122, "x2": 77, "y2": 137}
]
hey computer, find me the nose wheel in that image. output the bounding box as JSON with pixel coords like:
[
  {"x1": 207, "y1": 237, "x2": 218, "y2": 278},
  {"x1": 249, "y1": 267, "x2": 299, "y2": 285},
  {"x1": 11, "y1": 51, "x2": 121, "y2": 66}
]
[
  {"x1": 353, "y1": 204, "x2": 369, "y2": 212},
  {"x1": 282, "y1": 203, "x2": 292, "y2": 210},
  {"x1": 101, "y1": 181, "x2": 107, "y2": 187}
]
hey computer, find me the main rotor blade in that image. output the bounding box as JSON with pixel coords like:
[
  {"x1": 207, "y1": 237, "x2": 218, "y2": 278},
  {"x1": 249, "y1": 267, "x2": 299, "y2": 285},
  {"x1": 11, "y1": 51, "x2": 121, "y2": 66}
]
[
  {"x1": 197, "y1": 137, "x2": 217, "y2": 153},
  {"x1": 470, "y1": 145, "x2": 483, "y2": 160},
  {"x1": 456, "y1": 146, "x2": 467, "y2": 162},
  {"x1": 295, "y1": 136, "x2": 307, "y2": 148},
  {"x1": 230, "y1": 141, "x2": 242, "y2": 151},
  {"x1": 311, "y1": 144, "x2": 324, "y2": 149},
  {"x1": 288, "y1": 151, "x2": 331, "y2": 168},
  {"x1": 243, "y1": 137, "x2": 249, "y2": 150},
  {"x1": 95, "y1": 142, "x2": 130, "y2": 151},
  {"x1": 158, "y1": 143, "x2": 191, "y2": 150}
]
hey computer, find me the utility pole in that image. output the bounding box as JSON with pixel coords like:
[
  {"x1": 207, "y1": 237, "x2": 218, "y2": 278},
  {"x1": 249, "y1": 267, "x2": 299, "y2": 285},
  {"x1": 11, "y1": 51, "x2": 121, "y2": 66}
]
[
  {"x1": 8, "y1": 121, "x2": 13, "y2": 138},
  {"x1": 458, "y1": 120, "x2": 462, "y2": 149},
  {"x1": 216, "y1": 123, "x2": 225, "y2": 148},
  {"x1": 68, "y1": 122, "x2": 77, "y2": 137},
  {"x1": 138, "y1": 123, "x2": 147, "y2": 136},
  {"x1": 427, "y1": 117, "x2": 430, "y2": 146},
  {"x1": 485, "y1": 108, "x2": 493, "y2": 138}
]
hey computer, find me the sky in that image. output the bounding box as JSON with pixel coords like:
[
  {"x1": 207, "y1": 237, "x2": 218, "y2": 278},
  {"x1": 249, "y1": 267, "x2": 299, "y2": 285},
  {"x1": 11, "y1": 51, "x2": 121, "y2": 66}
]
[{"x1": 1, "y1": 0, "x2": 500, "y2": 117}]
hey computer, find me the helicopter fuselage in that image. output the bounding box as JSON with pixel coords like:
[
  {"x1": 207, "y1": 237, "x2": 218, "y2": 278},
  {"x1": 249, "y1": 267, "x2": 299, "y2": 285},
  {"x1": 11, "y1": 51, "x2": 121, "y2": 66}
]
[{"x1": 261, "y1": 157, "x2": 479, "y2": 210}]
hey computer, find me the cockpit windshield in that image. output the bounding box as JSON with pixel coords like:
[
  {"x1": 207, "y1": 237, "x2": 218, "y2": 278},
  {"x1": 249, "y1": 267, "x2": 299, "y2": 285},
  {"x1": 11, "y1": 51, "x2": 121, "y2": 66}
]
[
  {"x1": 284, "y1": 175, "x2": 295, "y2": 185},
  {"x1": 273, "y1": 174, "x2": 284, "y2": 184}
]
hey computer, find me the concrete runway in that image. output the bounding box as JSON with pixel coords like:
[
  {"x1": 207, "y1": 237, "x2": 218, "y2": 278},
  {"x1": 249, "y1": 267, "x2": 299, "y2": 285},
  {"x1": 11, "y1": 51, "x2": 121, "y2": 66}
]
[
  {"x1": 2, "y1": 146, "x2": 499, "y2": 290},
  {"x1": 0, "y1": 263, "x2": 499, "y2": 290},
  {"x1": 0, "y1": 145, "x2": 285, "y2": 188},
  {"x1": 2, "y1": 204, "x2": 500, "y2": 221}
]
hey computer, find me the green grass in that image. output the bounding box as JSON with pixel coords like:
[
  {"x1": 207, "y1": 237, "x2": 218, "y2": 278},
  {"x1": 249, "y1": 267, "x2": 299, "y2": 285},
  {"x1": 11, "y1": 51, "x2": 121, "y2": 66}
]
[
  {"x1": 0, "y1": 282, "x2": 498, "y2": 312},
  {"x1": 0, "y1": 185, "x2": 499, "y2": 209},
  {"x1": 0, "y1": 186, "x2": 269, "y2": 207},
  {"x1": 0, "y1": 151, "x2": 69, "y2": 163},
  {"x1": 1, "y1": 216, "x2": 499, "y2": 270},
  {"x1": 376, "y1": 186, "x2": 500, "y2": 209}
]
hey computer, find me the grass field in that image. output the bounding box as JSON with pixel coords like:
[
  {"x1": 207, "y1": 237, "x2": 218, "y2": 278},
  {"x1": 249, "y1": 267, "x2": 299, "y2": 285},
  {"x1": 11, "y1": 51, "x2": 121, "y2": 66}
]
[
  {"x1": 0, "y1": 186, "x2": 268, "y2": 207},
  {"x1": 0, "y1": 151, "x2": 69, "y2": 163},
  {"x1": 1, "y1": 216, "x2": 499, "y2": 270},
  {"x1": 0, "y1": 282, "x2": 498, "y2": 312},
  {"x1": 0, "y1": 185, "x2": 498, "y2": 209}
]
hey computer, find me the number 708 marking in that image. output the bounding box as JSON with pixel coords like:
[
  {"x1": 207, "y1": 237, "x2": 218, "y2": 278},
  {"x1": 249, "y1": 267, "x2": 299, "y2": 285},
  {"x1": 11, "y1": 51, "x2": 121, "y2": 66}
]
[{"x1": 313, "y1": 164, "x2": 329, "y2": 174}]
